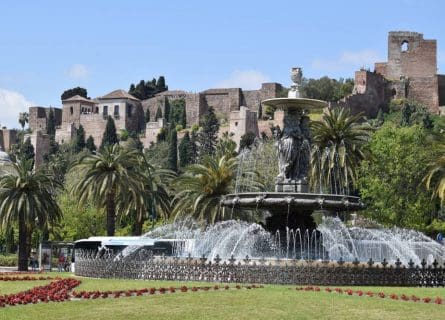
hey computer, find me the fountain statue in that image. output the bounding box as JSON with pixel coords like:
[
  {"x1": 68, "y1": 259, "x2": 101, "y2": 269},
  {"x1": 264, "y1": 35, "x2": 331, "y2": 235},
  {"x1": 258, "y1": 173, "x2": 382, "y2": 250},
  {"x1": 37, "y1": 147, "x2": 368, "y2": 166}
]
[{"x1": 221, "y1": 67, "x2": 364, "y2": 232}]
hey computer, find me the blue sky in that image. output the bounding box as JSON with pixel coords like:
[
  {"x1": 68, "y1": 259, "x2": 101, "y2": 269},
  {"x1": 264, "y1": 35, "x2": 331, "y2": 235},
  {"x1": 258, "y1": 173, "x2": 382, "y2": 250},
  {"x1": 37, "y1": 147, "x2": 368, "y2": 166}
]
[{"x1": 0, "y1": 0, "x2": 444, "y2": 128}]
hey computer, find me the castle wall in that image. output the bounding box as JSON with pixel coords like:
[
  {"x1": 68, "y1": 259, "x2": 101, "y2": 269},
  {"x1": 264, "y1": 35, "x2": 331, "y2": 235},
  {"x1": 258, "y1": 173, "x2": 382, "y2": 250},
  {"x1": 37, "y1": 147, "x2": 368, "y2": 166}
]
[
  {"x1": 229, "y1": 106, "x2": 258, "y2": 148},
  {"x1": 29, "y1": 106, "x2": 62, "y2": 132},
  {"x1": 26, "y1": 131, "x2": 50, "y2": 169},
  {"x1": 78, "y1": 114, "x2": 107, "y2": 147},
  {"x1": 185, "y1": 93, "x2": 205, "y2": 126},
  {"x1": 0, "y1": 129, "x2": 18, "y2": 152},
  {"x1": 340, "y1": 70, "x2": 388, "y2": 117},
  {"x1": 202, "y1": 88, "x2": 242, "y2": 119},
  {"x1": 143, "y1": 118, "x2": 166, "y2": 148},
  {"x1": 385, "y1": 31, "x2": 436, "y2": 80},
  {"x1": 408, "y1": 76, "x2": 439, "y2": 113},
  {"x1": 437, "y1": 75, "x2": 445, "y2": 107}
]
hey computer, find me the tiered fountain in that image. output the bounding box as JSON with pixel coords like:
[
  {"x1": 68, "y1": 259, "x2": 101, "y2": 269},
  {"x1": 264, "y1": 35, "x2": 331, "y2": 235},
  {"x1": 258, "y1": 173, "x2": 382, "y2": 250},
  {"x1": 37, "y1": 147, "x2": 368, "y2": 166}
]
[{"x1": 221, "y1": 67, "x2": 364, "y2": 232}]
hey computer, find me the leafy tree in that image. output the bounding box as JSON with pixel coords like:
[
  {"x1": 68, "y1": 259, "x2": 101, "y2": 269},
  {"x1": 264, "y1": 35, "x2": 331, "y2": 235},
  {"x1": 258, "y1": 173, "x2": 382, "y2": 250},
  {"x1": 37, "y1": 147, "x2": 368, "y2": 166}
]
[
  {"x1": 215, "y1": 132, "x2": 237, "y2": 159},
  {"x1": 128, "y1": 76, "x2": 168, "y2": 100},
  {"x1": 239, "y1": 132, "x2": 257, "y2": 150},
  {"x1": 199, "y1": 106, "x2": 219, "y2": 156},
  {"x1": 145, "y1": 142, "x2": 169, "y2": 169},
  {"x1": 47, "y1": 108, "x2": 56, "y2": 136},
  {"x1": 100, "y1": 116, "x2": 119, "y2": 149},
  {"x1": 167, "y1": 128, "x2": 178, "y2": 172},
  {"x1": 155, "y1": 106, "x2": 163, "y2": 120},
  {"x1": 310, "y1": 107, "x2": 372, "y2": 192},
  {"x1": 0, "y1": 160, "x2": 62, "y2": 270},
  {"x1": 145, "y1": 109, "x2": 151, "y2": 123},
  {"x1": 86, "y1": 136, "x2": 96, "y2": 153},
  {"x1": 69, "y1": 145, "x2": 143, "y2": 236},
  {"x1": 178, "y1": 131, "x2": 194, "y2": 168},
  {"x1": 169, "y1": 99, "x2": 186, "y2": 127},
  {"x1": 61, "y1": 87, "x2": 88, "y2": 100},
  {"x1": 52, "y1": 190, "x2": 106, "y2": 241},
  {"x1": 164, "y1": 100, "x2": 171, "y2": 122},
  {"x1": 74, "y1": 125, "x2": 86, "y2": 153},
  {"x1": 156, "y1": 128, "x2": 167, "y2": 143},
  {"x1": 358, "y1": 124, "x2": 436, "y2": 229},
  {"x1": 19, "y1": 137, "x2": 35, "y2": 163},
  {"x1": 424, "y1": 141, "x2": 445, "y2": 205},
  {"x1": 171, "y1": 155, "x2": 237, "y2": 224},
  {"x1": 302, "y1": 77, "x2": 354, "y2": 102}
]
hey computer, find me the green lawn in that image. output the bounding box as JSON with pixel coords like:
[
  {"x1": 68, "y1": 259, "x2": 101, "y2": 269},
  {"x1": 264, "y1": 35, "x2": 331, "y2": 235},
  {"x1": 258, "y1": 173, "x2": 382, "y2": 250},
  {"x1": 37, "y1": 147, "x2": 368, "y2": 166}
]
[{"x1": 0, "y1": 272, "x2": 444, "y2": 320}]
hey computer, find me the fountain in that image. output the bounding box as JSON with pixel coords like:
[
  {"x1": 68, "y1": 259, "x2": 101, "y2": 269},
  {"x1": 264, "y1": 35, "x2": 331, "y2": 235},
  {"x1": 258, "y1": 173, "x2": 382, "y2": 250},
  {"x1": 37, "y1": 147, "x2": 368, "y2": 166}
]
[
  {"x1": 73, "y1": 68, "x2": 445, "y2": 286},
  {"x1": 221, "y1": 67, "x2": 364, "y2": 232}
]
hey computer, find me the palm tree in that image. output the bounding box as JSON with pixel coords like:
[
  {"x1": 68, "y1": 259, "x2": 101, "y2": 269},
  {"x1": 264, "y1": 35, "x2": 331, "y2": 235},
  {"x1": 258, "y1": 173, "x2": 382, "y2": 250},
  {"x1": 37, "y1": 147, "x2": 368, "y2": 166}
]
[
  {"x1": 69, "y1": 144, "x2": 143, "y2": 236},
  {"x1": 424, "y1": 143, "x2": 445, "y2": 204},
  {"x1": 0, "y1": 160, "x2": 62, "y2": 271},
  {"x1": 119, "y1": 152, "x2": 175, "y2": 235},
  {"x1": 171, "y1": 155, "x2": 237, "y2": 224},
  {"x1": 310, "y1": 107, "x2": 372, "y2": 193}
]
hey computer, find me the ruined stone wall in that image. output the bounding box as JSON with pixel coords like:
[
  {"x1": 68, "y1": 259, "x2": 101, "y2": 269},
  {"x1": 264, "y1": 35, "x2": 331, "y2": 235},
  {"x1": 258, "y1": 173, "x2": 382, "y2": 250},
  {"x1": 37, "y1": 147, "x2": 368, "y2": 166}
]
[
  {"x1": 143, "y1": 118, "x2": 166, "y2": 148},
  {"x1": 339, "y1": 71, "x2": 388, "y2": 117},
  {"x1": 185, "y1": 93, "x2": 206, "y2": 126},
  {"x1": 29, "y1": 107, "x2": 62, "y2": 132},
  {"x1": 242, "y1": 90, "x2": 262, "y2": 113},
  {"x1": 26, "y1": 131, "x2": 50, "y2": 168},
  {"x1": 0, "y1": 129, "x2": 18, "y2": 151},
  {"x1": 385, "y1": 31, "x2": 436, "y2": 80},
  {"x1": 408, "y1": 76, "x2": 439, "y2": 113},
  {"x1": 202, "y1": 88, "x2": 242, "y2": 119}
]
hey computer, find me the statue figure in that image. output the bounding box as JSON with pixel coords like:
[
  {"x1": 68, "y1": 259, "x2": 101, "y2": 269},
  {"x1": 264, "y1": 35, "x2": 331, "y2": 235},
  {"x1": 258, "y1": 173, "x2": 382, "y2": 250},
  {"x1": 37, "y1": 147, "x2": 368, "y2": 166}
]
[
  {"x1": 297, "y1": 115, "x2": 311, "y2": 179},
  {"x1": 276, "y1": 111, "x2": 303, "y2": 181}
]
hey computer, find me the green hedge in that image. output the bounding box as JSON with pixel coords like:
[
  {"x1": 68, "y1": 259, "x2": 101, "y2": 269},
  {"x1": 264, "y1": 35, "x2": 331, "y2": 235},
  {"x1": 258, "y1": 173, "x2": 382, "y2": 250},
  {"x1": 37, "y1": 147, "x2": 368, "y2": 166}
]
[{"x1": 0, "y1": 254, "x2": 17, "y2": 267}]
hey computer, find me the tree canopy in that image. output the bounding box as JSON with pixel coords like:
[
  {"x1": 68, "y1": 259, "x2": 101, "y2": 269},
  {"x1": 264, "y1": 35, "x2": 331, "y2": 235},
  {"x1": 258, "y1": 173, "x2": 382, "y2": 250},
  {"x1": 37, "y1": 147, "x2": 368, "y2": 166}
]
[{"x1": 61, "y1": 87, "x2": 88, "y2": 100}]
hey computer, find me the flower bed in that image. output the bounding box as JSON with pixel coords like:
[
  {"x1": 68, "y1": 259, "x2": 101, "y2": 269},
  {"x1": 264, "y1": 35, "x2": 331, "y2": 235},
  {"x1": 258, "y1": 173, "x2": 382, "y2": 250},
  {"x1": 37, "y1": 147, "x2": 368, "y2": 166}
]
[
  {"x1": 0, "y1": 272, "x2": 264, "y2": 308},
  {"x1": 296, "y1": 286, "x2": 444, "y2": 305}
]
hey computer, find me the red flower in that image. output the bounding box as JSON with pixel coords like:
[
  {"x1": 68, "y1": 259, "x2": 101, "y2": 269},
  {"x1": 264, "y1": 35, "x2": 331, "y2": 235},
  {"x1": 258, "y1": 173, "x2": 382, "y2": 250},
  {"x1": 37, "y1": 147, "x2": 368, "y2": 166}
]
[
  {"x1": 378, "y1": 292, "x2": 385, "y2": 298},
  {"x1": 325, "y1": 288, "x2": 332, "y2": 293},
  {"x1": 423, "y1": 297, "x2": 431, "y2": 303},
  {"x1": 390, "y1": 294, "x2": 398, "y2": 300},
  {"x1": 435, "y1": 297, "x2": 442, "y2": 304}
]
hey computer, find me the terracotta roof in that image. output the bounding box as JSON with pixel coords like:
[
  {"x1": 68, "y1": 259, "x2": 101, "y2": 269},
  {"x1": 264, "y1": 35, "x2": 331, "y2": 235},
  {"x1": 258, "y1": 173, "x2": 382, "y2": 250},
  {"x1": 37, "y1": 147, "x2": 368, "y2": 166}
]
[
  {"x1": 99, "y1": 90, "x2": 140, "y2": 101},
  {"x1": 62, "y1": 95, "x2": 94, "y2": 104}
]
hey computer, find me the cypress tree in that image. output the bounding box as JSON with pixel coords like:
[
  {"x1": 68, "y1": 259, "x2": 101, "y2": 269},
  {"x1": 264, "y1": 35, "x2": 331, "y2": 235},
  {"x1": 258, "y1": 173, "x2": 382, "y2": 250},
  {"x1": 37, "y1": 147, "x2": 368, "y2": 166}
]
[
  {"x1": 155, "y1": 106, "x2": 163, "y2": 120},
  {"x1": 20, "y1": 137, "x2": 35, "y2": 163},
  {"x1": 74, "y1": 125, "x2": 86, "y2": 153},
  {"x1": 164, "y1": 100, "x2": 171, "y2": 122},
  {"x1": 199, "y1": 106, "x2": 219, "y2": 156},
  {"x1": 167, "y1": 128, "x2": 178, "y2": 172},
  {"x1": 86, "y1": 135, "x2": 96, "y2": 152},
  {"x1": 100, "y1": 116, "x2": 119, "y2": 149},
  {"x1": 181, "y1": 103, "x2": 187, "y2": 128},
  {"x1": 156, "y1": 76, "x2": 167, "y2": 91},
  {"x1": 145, "y1": 109, "x2": 151, "y2": 123},
  {"x1": 178, "y1": 131, "x2": 194, "y2": 168},
  {"x1": 190, "y1": 129, "x2": 198, "y2": 164},
  {"x1": 47, "y1": 108, "x2": 56, "y2": 137}
]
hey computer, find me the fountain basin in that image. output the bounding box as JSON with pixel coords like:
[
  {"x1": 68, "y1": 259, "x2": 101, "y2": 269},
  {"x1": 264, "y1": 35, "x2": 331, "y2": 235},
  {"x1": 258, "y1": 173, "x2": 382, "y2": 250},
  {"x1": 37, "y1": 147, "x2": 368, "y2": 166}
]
[{"x1": 222, "y1": 192, "x2": 364, "y2": 211}]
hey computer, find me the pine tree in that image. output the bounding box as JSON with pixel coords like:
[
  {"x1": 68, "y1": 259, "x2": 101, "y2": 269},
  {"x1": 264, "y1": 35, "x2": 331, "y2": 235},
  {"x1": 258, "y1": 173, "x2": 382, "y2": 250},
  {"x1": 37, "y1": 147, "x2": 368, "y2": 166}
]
[
  {"x1": 86, "y1": 135, "x2": 96, "y2": 152},
  {"x1": 167, "y1": 128, "x2": 178, "y2": 172},
  {"x1": 199, "y1": 106, "x2": 219, "y2": 156},
  {"x1": 178, "y1": 131, "x2": 194, "y2": 168},
  {"x1": 61, "y1": 87, "x2": 88, "y2": 100},
  {"x1": 156, "y1": 76, "x2": 167, "y2": 91},
  {"x1": 74, "y1": 125, "x2": 86, "y2": 153},
  {"x1": 155, "y1": 106, "x2": 163, "y2": 120},
  {"x1": 47, "y1": 108, "x2": 56, "y2": 136},
  {"x1": 100, "y1": 116, "x2": 119, "y2": 149},
  {"x1": 145, "y1": 109, "x2": 151, "y2": 123}
]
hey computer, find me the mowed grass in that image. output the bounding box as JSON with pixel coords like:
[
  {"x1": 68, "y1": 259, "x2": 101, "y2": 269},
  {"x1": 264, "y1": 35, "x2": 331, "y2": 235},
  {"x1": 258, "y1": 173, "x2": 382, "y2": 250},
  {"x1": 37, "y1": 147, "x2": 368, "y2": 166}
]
[{"x1": 0, "y1": 273, "x2": 444, "y2": 320}]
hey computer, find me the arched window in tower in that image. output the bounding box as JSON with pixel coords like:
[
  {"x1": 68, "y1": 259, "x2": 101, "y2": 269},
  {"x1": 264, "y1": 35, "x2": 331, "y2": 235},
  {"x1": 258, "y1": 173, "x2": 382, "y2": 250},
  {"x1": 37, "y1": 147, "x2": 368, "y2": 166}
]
[
  {"x1": 401, "y1": 41, "x2": 409, "y2": 52},
  {"x1": 70, "y1": 106, "x2": 73, "y2": 115}
]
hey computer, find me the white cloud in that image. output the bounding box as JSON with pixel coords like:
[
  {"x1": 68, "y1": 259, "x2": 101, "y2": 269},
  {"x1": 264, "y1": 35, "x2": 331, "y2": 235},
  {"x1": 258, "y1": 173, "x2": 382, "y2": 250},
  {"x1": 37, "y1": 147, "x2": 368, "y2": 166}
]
[
  {"x1": 67, "y1": 64, "x2": 89, "y2": 79},
  {"x1": 216, "y1": 70, "x2": 270, "y2": 90},
  {"x1": 0, "y1": 88, "x2": 33, "y2": 129},
  {"x1": 312, "y1": 50, "x2": 383, "y2": 72}
]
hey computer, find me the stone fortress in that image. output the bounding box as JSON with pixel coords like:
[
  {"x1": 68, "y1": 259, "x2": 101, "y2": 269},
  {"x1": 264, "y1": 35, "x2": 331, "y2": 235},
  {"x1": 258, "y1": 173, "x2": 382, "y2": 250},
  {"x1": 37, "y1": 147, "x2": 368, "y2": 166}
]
[{"x1": 2, "y1": 31, "x2": 444, "y2": 166}]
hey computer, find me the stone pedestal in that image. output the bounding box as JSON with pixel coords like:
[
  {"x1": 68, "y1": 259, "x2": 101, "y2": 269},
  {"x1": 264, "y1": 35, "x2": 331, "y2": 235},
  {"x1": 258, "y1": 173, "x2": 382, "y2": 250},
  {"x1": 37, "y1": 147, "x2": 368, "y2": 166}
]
[{"x1": 275, "y1": 179, "x2": 309, "y2": 193}]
